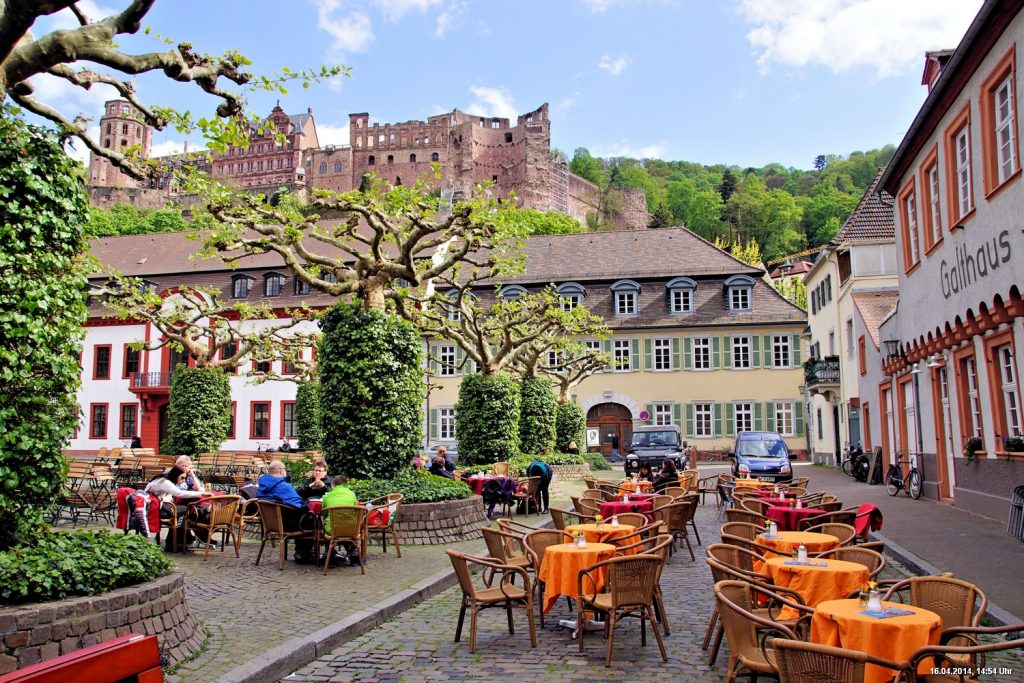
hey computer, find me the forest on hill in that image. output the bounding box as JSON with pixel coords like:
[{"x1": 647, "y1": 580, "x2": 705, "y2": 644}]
[{"x1": 567, "y1": 145, "x2": 896, "y2": 263}]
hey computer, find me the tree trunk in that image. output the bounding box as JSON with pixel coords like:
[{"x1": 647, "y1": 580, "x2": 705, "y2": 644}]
[{"x1": 361, "y1": 277, "x2": 387, "y2": 310}]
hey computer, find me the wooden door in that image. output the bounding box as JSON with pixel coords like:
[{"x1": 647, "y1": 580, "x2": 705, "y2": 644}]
[{"x1": 587, "y1": 403, "x2": 633, "y2": 458}]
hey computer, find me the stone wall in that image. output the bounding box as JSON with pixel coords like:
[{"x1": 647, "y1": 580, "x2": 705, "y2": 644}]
[
  {"x1": 394, "y1": 496, "x2": 488, "y2": 545},
  {"x1": 550, "y1": 463, "x2": 592, "y2": 482},
  {"x1": 0, "y1": 572, "x2": 202, "y2": 674}
]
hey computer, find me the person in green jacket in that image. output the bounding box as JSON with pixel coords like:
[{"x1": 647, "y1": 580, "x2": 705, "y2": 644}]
[{"x1": 321, "y1": 475, "x2": 361, "y2": 564}]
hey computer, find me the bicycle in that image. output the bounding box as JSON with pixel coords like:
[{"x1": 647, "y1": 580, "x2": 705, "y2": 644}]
[
  {"x1": 885, "y1": 451, "x2": 922, "y2": 499},
  {"x1": 840, "y1": 442, "x2": 862, "y2": 477},
  {"x1": 701, "y1": 447, "x2": 727, "y2": 463}
]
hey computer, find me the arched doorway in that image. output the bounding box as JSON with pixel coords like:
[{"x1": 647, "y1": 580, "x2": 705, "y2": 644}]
[{"x1": 587, "y1": 403, "x2": 633, "y2": 460}]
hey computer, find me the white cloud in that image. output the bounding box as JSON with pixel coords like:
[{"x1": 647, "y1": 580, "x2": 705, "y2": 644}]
[
  {"x1": 64, "y1": 125, "x2": 100, "y2": 166},
  {"x1": 29, "y1": 73, "x2": 117, "y2": 116},
  {"x1": 373, "y1": 0, "x2": 445, "y2": 21},
  {"x1": 316, "y1": 0, "x2": 374, "y2": 58},
  {"x1": 737, "y1": 0, "x2": 983, "y2": 76},
  {"x1": 597, "y1": 54, "x2": 631, "y2": 76},
  {"x1": 555, "y1": 94, "x2": 579, "y2": 116},
  {"x1": 42, "y1": 1, "x2": 119, "y2": 31},
  {"x1": 465, "y1": 86, "x2": 518, "y2": 119},
  {"x1": 589, "y1": 141, "x2": 667, "y2": 159},
  {"x1": 580, "y1": 0, "x2": 625, "y2": 12},
  {"x1": 435, "y1": 2, "x2": 467, "y2": 37},
  {"x1": 317, "y1": 122, "x2": 351, "y2": 146}
]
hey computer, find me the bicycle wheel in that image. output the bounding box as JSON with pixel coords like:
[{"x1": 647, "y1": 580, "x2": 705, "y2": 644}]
[
  {"x1": 841, "y1": 458, "x2": 854, "y2": 476},
  {"x1": 885, "y1": 467, "x2": 900, "y2": 496},
  {"x1": 908, "y1": 469, "x2": 923, "y2": 499}
]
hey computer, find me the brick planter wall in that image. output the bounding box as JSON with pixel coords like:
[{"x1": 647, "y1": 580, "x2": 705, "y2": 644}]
[
  {"x1": 550, "y1": 463, "x2": 592, "y2": 481},
  {"x1": 0, "y1": 572, "x2": 202, "y2": 674},
  {"x1": 394, "y1": 496, "x2": 489, "y2": 545}
]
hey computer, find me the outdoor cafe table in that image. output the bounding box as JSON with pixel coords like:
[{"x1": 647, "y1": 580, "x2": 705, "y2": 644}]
[
  {"x1": 764, "y1": 557, "x2": 869, "y2": 620},
  {"x1": 599, "y1": 500, "x2": 654, "y2": 519},
  {"x1": 625, "y1": 492, "x2": 658, "y2": 502},
  {"x1": 733, "y1": 477, "x2": 769, "y2": 489},
  {"x1": 564, "y1": 523, "x2": 636, "y2": 545},
  {"x1": 754, "y1": 531, "x2": 840, "y2": 572},
  {"x1": 464, "y1": 475, "x2": 515, "y2": 496},
  {"x1": 766, "y1": 505, "x2": 826, "y2": 531},
  {"x1": 812, "y1": 599, "x2": 942, "y2": 683},
  {"x1": 618, "y1": 479, "x2": 653, "y2": 493},
  {"x1": 539, "y1": 542, "x2": 617, "y2": 613}
]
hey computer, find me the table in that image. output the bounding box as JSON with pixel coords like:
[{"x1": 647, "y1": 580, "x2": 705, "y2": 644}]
[
  {"x1": 626, "y1": 492, "x2": 657, "y2": 502},
  {"x1": 812, "y1": 599, "x2": 942, "y2": 683},
  {"x1": 764, "y1": 557, "x2": 869, "y2": 620},
  {"x1": 757, "y1": 531, "x2": 840, "y2": 558},
  {"x1": 599, "y1": 500, "x2": 654, "y2": 519},
  {"x1": 464, "y1": 475, "x2": 515, "y2": 495},
  {"x1": 766, "y1": 505, "x2": 826, "y2": 531},
  {"x1": 733, "y1": 478, "x2": 768, "y2": 489},
  {"x1": 538, "y1": 542, "x2": 616, "y2": 613},
  {"x1": 565, "y1": 523, "x2": 636, "y2": 545},
  {"x1": 618, "y1": 480, "x2": 653, "y2": 493}
]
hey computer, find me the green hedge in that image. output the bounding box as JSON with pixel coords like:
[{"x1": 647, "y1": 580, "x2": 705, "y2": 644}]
[
  {"x1": 348, "y1": 467, "x2": 471, "y2": 503},
  {"x1": 555, "y1": 402, "x2": 587, "y2": 456},
  {"x1": 320, "y1": 303, "x2": 424, "y2": 478},
  {"x1": 295, "y1": 382, "x2": 322, "y2": 451},
  {"x1": 584, "y1": 451, "x2": 612, "y2": 471},
  {"x1": 162, "y1": 366, "x2": 231, "y2": 456},
  {"x1": 461, "y1": 453, "x2": 587, "y2": 477},
  {"x1": 0, "y1": 531, "x2": 170, "y2": 604},
  {"x1": 518, "y1": 376, "x2": 557, "y2": 456},
  {"x1": 455, "y1": 373, "x2": 521, "y2": 466}
]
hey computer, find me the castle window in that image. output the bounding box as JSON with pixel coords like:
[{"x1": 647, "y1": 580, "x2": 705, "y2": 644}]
[
  {"x1": 491, "y1": 121, "x2": 500, "y2": 129},
  {"x1": 505, "y1": 132, "x2": 513, "y2": 143},
  {"x1": 390, "y1": 133, "x2": 395, "y2": 141},
  {"x1": 492, "y1": 175, "x2": 498, "y2": 183},
  {"x1": 379, "y1": 134, "x2": 385, "y2": 142},
  {"x1": 278, "y1": 158, "x2": 284, "y2": 168},
  {"x1": 121, "y1": 139, "x2": 127, "y2": 148},
  {"x1": 368, "y1": 155, "x2": 375, "y2": 166},
  {"x1": 122, "y1": 105, "x2": 130, "y2": 114},
  {"x1": 264, "y1": 273, "x2": 284, "y2": 297},
  {"x1": 333, "y1": 160, "x2": 342, "y2": 172},
  {"x1": 319, "y1": 162, "x2": 328, "y2": 174},
  {"x1": 231, "y1": 275, "x2": 253, "y2": 299},
  {"x1": 415, "y1": 138, "x2": 419, "y2": 145},
  {"x1": 395, "y1": 176, "x2": 402, "y2": 185},
  {"x1": 431, "y1": 152, "x2": 439, "y2": 162},
  {"x1": 409, "y1": 154, "x2": 416, "y2": 163},
  {"x1": 425, "y1": 136, "x2": 429, "y2": 144},
  {"x1": 387, "y1": 155, "x2": 394, "y2": 164},
  {"x1": 104, "y1": 138, "x2": 111, "y2": 148},
  {"x1": 106, "y1": 123, "x2": 111, "y2": 134}
]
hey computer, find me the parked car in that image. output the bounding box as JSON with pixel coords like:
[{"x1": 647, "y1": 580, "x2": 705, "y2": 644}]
[
  {"x1": 425, "y1": 443, "x2": 458, "y2": 468},
  {"x1": 729, "y1": 431, "x2": 795, "y2": 483},
  {"x1": 624, "y1": 425, "x2": 687, "y2": 476}
]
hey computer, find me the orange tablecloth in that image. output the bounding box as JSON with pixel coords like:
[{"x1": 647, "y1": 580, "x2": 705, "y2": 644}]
[
  {"x1": 619, "y1": 479, "x2": 654, "y2": 493},
  {"x1": 538, "y1": 542, "x2": 616, "y2": 613},
  {"x1": 733, "y1": 478, "x2": 768, "y2": 489},
  {"x1": 565, "y1": 523, "x2": 637, "y2": 545},
  {"x1": 765, "y1": 558, "x2": 869, "y2": 620},
  {"x1": 812, "y1": 599, "x2": 942, "y2": 683},
  {"x1": 754, "y1": 531, "x2": 840, "y2": 573}
]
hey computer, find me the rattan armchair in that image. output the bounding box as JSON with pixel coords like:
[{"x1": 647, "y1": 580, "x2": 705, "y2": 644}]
[
  {"x1": 740, "y1": 498, "x2": 771, "y2": 516},
  {"x1": 721, "y1": 521, "x2": 766, "y2": 542},
  {"x1": 577, "y1": 555, "x2": 667, "y2": 667},
  {"x1": 697, "y1": 475, "x2": 720, "y2": 505},
  {"x1": 788, "y1": 476, "x2": 809, "y2": 489},
  {"x1": 725, "y1": 508, "x2": 768, "y2": 526},
  {"x1": 186, "y1": 494, "x2": 242, "y2": 560},
  {"x1": 491, "y1": 462, "x2": 511, "y2": 477},
  {"x1": 523, "y1": 529, "x2": 574, "y2": 627},
  {"x1": 814, "y1": 547, "x2": 886, "y2": 578},
  {"x1": 363, "y1": 493, "x2": 404, "y2": 556},
  {"x1": 652, "y1": 500, "x2": 696, "y2": 561},
  {"x1": 255, "y1": 500, "x2": 315, "y2": 570},
  {"x1": 548, "y1": 506, "x2": 593, "y2": 530},
  {"x1": 447, "y1": 550, "x2": 537, "y2": 654},
  {"x1": 577, "y1": 497, "x2": 602, "y2": 516},
  {"x1": 481, "y1": 527, "x2": 532, "y2": 584},
  {"x1": 772, "y1": 638, "x2": 903, "y2": 683},
  {"x1": 612, "y1": 512, "x2": 648, "y2": 528},
  {"x1": 713, "y1": 580, "x2": 804, "y2": 682},
  {"x1": 322, "y1": 505, "x2": 369, "y2": 575},
  {"x1": 495, "y1": 518, "x2": 542, "y2": 535},
  {"x1": 662, "y1": 485, "x2": 686, "y2": 499},
  {"x1": 802, "y1": 522, "x2": 857, "y2": 546},
  {"x1": 799, "y1": 511, "x2": 856, "y2": 530},
  {"x1": 907, "y1": 623, "x2": 1024, "y2": 682},
  {"x1": 882, "y1": 575, "x2": 988, "y2": 638},
  {"x1": 581, "y1": 489, "x2": 604, "y2": 500}
]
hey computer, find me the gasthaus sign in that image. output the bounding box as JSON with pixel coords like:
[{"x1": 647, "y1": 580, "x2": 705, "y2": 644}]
[{"x1": 939, "y1": 228, "x2": 1020, "y2": 300}]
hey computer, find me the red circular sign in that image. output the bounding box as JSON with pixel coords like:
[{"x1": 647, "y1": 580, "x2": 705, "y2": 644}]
[{"x1": 638, "y1": 410, "x2": 650, "y2": 421}]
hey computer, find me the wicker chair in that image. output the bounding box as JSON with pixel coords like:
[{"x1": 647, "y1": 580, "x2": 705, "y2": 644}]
[
  {"x1": 511, "y1": 476, "x2": 542, "y2": 516},
  {"x1": 719, "y1": 533, "x2": 777, "y2": 558},
  {"x1": 740, "y1": 498, "x2": 771, "y2": 516},
  {"x1": 495, "y1": 518, "x2": 542, "y2": 535},
  {"x1": 725, "y1": 508, "x2": 767, "y2": 525},
  {"x1": 549, "y1": 506, "x2": 592, "y2": 530},
  {"x1": 721, "y1": 521, "x2": 764, "y2": 542},
  {"x1": 613, "y1": 512, "x2": 647, "y2": 528},
  {"x1": 321, "y1": 505, "x2": 369, "y2": 575},
  {"x1": 782, "y1": 486, "x2": 807, "y2": 497},
  {"x1": 653, "y1": 500, "x2": 695, "y2": 561},
  {"x1": 186, "y1": 495, "x2": 242, "y2": 560},
  {"x1": 772, "y1": 638, "x2": 903, "y2": 683},
  {"x1": 799, "y1": 510, "x2": 856, "y2": 530},
  {"x1": 364, "y1": 493, "x2": 404, "y2": 556},
  {"x1": 855, "y1": 539, "x2": 886, "y2": 554},
  {"x1": 662, "y1": 485, "x2": 686, "y2": 499},
  {"x1": 447, "y1": 550, "x2": 536, "y2": 654},
  {"x1": 789, "y1": 476, "x2": 809, "y2": 489},
  {"x1": 237, "y1": 497, "x2": 261, "y2": 539},
  {"x1": 814, "y1": 547, "x2": 886, "y2": 578},
  {"x1": 679, "y1": 470, "x2": 698, "y2": 492},
  {"x1": 481, "y1": 527, "x2": 532, "y2": 585},
  {"x1": 577, "y1": 555, "x2": 667, "y2": 667},
  {"x1": 492, "y1": 462, "x2": 511, "y2": 477},
  {"x1": 882, "y1": 575, "x2": 988, "y2": 635},
  {"x1": 581, "y1": 489, "x2": 604, "y2": 500},
  {"x1": 906, "y1": 623, "x2": 1024, "y2": 682},
  {"x1": 255, "y1": 500, "x2": 315, "y2": 571},
  {"x1": 577, "y1": 497, "x2": 602, "y2": 516},
  {"x1": 523, "y1": 529, "x2": 574, "y2": 626},
  {"x1": 803, "y1": 522, "x2": 857, "y2": 546},
  {"x1": 649, "y1": 494, "x2": 673, "y2": 510},
  {"x1": 697, "y1": 476, "x2": 720, "y2": 505},
  {"x1": 713, "y1": 580, "x2": 802, "y2": 683},
  {"x1": 583, "y1": 476, "x2": 598, "y2": 490}
]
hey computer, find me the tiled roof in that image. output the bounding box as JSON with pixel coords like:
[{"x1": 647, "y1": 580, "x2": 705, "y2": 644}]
[
  {"x1": 852, "y1": 290, "x2": 900, "y2": 348},
  {"x1": 831, "y1": 168, "x2": 895, "y2": 245},
  {"x1": 288, "y1": 112, "x2": 312, "y2": 133},
  {"x1": 768, "y1": 260, "x2": 812, "y2": 279}
]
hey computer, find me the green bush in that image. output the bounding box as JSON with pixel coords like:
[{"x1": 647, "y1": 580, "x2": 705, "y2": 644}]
[
  {"x1": 555, "y1": 402, "x2": 587, "y2": 456},
  {"x1": 463, "y1": 453, "x2": 587, "y2": 477},
  {"x1": 161, "y1": 366, "x2": 232, "y2": 456},
  {"x1": 584, "y1": 451, "x2": 612, "y2": 471},
  {"x1": 320, "y1": 303, "x2": 424, "y2": 478},
  {"x1": 295, "y1": 381, "x2": 322, "y2": 451},
  {"x1": 456, "y1": 373, "x2": 521, "y2": 466},
  {"x1": 0, "y1": 531, "x2": 170, "y2": 604},
  {"x1": 284, "y1": 454, "x2": 314, "y2": 484},
  {"x1": 518, "y1": 376, "x2": 557, "y2": 456},
  {"x1": 0, "y1": 113, "x2": 90, "y2": 550},
  {"x1": 348, "y1": 467, "x2": 471, "y2": 503}
]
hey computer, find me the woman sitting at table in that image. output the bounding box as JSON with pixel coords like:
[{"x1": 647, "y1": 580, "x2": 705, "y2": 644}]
[
  {"x1": 145, "y1": 465, "x2": 210, "y2": 550},
  {"x1": 636, "y1": 463, "x2": 654, "y2": 482},
  {"x1": 428, "y1": 455, "x2": 455, "y2": 479},
  {"x1": 651, "y1": 458, "x2": 679, "y2": 493}
]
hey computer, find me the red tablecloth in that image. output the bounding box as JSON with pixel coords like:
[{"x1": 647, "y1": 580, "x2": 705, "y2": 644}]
[
  {"x1": 766, "y1": 506, "x2": 826, "y2": 532},
  {"x1": 753, "y1": 489, "x2": 793, "y2": 499},
  {"x1": 760, "y1": 497, "x2": 797, "y2": 506},
  {"x1": 627, "y1": 493, "x2": 658, "y2": 502},
  {"x1": 464, "y1": 476, "x2": 514, "y2": 495},
  {"x1": 599, "y1": 500, "x2": 653, "y2": 518}
]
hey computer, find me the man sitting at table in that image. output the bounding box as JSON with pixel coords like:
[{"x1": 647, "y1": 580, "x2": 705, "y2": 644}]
[
  {"x1": 428, "y1": 455, "x2": 455, "y2": 479},
  {"x1": 296, "y1": 460, "x2": 332, "y2": 500},
  {"x1": 321, "y1": 475, "x2": 361, "y2": 566},
  {"x1": 257, "y1": 460, "x2": 314, "y2": 563}
]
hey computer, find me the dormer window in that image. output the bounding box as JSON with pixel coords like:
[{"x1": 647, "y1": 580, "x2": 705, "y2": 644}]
[
  {"x1": 231, "y1": 275, "x2": 253, "y2": 299},
  {"x1": 444, "y1": 289, "x2": 465, "y2": 321},
  {"x1": 724, "y1": 275, "x2": 755, "y2": 312},
  {"x1": 666, "y1": 277, "x2": 696, "y2": 314},
  {"x1": 322, "y1": 271, "x2": 338, "y2": 284},
  {"x1": 610, "y1": 280, "x2": 641, "y2": 316},
  {"x1": 498, "y1": 285, "x2": 528, "y2": 302},
  {"x1": 555, "y1": 282, "x2": 586, "y2": 311},
  {"x1": 294, "y1": 278, "x2": 311, "y2": 295},
  {"x1": 264, "y1": 273, "x2": 284, "y2": 297}
]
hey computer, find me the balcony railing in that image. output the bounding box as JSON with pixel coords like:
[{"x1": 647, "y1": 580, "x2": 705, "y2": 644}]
[
  {"x1": 804, "y1": 357, "x2": 840, "y2": 386},
  {"x1": 130, "y1": 372, "x2": 171, "y2": 389}
]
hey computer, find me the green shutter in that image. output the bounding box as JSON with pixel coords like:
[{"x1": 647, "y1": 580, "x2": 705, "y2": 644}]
[
  {"x1": 795, "y1": 401, "x2": 805, "y2": 436},
  {"x1": 726, "y1": 403, "x2": 735, "y2": 436},
  {"x1": 751, "y1": 335, "x2": 761, "y2": 368},
  {"x1": 766, "y1": 401, "x2": 776, "y2": 432},
  {"x1": 454, "y1": 346, "x2": 464, "y2": 376},
  {"x1": 684, "y1": 337, "x2": 693, "y2": 370},
  {"x1": 712, "y1": 337, "x2": 721, "y2": 369},
  {"x1": 644, "y1": 338, "x2": 652, "y2": 371},
  {"x1": 603, "y1": 339, "x2": 613, "y2": 372},
  {"x1": 672, "y1": 403, "x2": 682, "y2": 427},
  {"x1": 713, "y1": 403, "x2": 723, "y2": 437},
  {"x1": 672, "y1": 337, "x2": 681, "y2": 371},
  {"x1": 723, "y1": 336, "x2": 733, "y2": 369},
  {"x1": 429, "y1": 408, "x2": 438, "y2": 439},
  {"x1": 645, "y1": 403, "x2": 654, "y2": 426},
  {"x1": 792, "y1": 334, "x2": 802, "y2": 366},
  {"x1": 685, "y1": 403, "x2": 695, "y2": 437},
  {"x1": 467, "y1": 356, "x2": 477, "y2": 374},
  {"x1": 764, "y1": 335, "x2": 773, "y2": 368},
  {"x1": 754, "y1": 402, "x2": 763, "y2": 430},
  {"x1": 429, "y1": 344, "x2": 439, "y2": 375},
  {"x1": 631, "y1": 339, "x2": 640, "y2": 371}
]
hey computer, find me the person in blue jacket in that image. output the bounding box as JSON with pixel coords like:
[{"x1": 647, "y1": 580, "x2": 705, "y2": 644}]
[
  {"x1": 257, "y1": 460, "x2": 314, "y2": 563},
  {"x1": 525, "y1": 460, "x2": 553, "y2": 513}
]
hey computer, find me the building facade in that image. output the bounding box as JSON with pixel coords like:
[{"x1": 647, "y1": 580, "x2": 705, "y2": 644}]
[
  {"x1": 864, "y1": 0, "x2": 1024, "y2": 516},
  {"x1": 71, "y1": 228, "x2": 807, "y2": 458}
]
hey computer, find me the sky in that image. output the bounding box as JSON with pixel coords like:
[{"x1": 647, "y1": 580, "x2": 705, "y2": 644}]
[{"x1": 35, "y1": 0, "x2": 984, "y2": 170}]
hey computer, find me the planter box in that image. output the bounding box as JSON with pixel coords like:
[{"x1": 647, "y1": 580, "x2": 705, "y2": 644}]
[
  {"x1": 393, "y1": 496, "x2": 489, "y2": 545},
  {"x1": 0, "y1": 572, "x2": 202, "y2": 674}
]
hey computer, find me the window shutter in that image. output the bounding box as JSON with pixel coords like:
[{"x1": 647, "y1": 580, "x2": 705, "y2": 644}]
[
  {"x1": 454, "y1": 346, "x2": 464, "y2": 376},
  {"x1": 766, "y1": 402, "x2": 776, "y2": 432},
  {"x1": 429, "y1": 408, "x2": 438, "y2": 439},
  {"x1": 672, "y1": 403, "x2": 682, "y2": 427},
  {"x1": 684, "y1": 337, "x2": 693, "y2": 370},
  {"x1": 725, "y1": 403, "x2": 735, "y2": 436},
  {"x1": 712, "y1": 337, "x2": 721, "y2": 369},
  {"x1": 764, "y1": 335, "x2": 773, "y2": 368},
  {"x1": 792, "y1": 334, "x2": 802, "y2": 366},
  {"x1": 685, "y1": 403, "x2": 694, "y2": 437},
  {"x1": 467, "y1": 356, "x2": 477, "y2": 374},
  {"x1": 645, "y1": 403, "x2": 654, "y2": 426},
  {"x1": 672, "y1": 337, "x2": 681, "y2": 370},
  {"x1": 795, "y1": 402, "x2": 805, "y2": 436},
  {"x1": 722, "y1": 336, "x2": 733, "y2": 369},
  {"x1": 751, "y1": 335, "x2": 761, "y2": 368},
  {"x1": 754, "y1": 401, "x2": 763, "y2": 430},
  {"x1": 644, "y1": 338, "x2": 653, "y2": 371},
  {"x1": 713, "y1": 403, "x2": 723, "y2": 437},
  {"x1": 429, "y1": 345, "x2": 439, "y2": 375},
  {"x1": 631, "y1": 339, "x2": 640, "y2": 371},
  {"x1": 603, "y1": 339, "x2": 613, "y2": 372}
]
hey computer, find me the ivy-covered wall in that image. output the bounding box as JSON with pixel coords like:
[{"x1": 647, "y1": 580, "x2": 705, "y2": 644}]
[
  {"x1": 519, "y1": 376, "x2": 556, "y2": 456},
  {"x1": 456, "y1": 373, "x2": 521, "y2": 466},
  {"x1": 161, "y1": 366, "x2": 232, "y2": 456}
]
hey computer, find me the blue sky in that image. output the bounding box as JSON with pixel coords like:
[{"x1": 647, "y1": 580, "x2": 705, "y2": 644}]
[{"x1": 37, "y1": 0, "x2": 983, "y2": 170}]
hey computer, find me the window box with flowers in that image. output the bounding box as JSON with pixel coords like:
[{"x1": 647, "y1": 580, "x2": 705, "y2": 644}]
[
  {"x1": 1002, "y1": 435, "x2": 1024, "y2": 455},
  {"x1": 964, "y1": 436, "x2": 984, "y2": 465}
]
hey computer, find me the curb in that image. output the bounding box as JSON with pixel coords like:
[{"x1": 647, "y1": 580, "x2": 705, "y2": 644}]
[{"x1": 873, "y1": 532, "x2": 1022, "y2": 626}]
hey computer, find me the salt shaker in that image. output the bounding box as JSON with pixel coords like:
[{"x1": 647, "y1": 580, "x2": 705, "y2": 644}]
[{"x1": 797, "y1": 543, "x2": 808, "y2": 563}]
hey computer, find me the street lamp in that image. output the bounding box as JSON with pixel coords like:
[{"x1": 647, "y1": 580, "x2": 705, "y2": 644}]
[{"x1": 883, "y1": 338, "x2": 901, "y2": 362}]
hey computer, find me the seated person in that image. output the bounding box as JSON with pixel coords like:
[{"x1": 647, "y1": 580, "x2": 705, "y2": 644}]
[
  {"x1": 296, "y1": 459, "x2": 332, "y2": 500},
  {"x1": 257, "y1": 460, "x2": 314, "y2": 563},
  {"x1": 651, "y1": 458, "x2": 679, "y2": 493},
  {"x1": 428, "y1": 455, "x2": 454, "y2": 479},
  {"x1": 163, "y1": 455, "x2": 205, "y2": 492},
  {"x1": 437, "y1": 446, "x2": 455, "y2": 472},
  {"x1": 145, "y1": 465, "x2": 210, "y2": 550},
  {"x1": 636, "y1": 464, "x2": 655, "y2": 482},
  {"x1": 321, "y1": 475, "x2": 362, "y2": 565}
]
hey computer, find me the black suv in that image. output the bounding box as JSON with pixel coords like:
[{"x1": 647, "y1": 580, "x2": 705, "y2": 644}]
[
  {"x1": 624, "y1": 425, "x2": 687, "y2": 476},
  {"x1": 730, "y1": 431, "x2": 795, "y2": 483}
]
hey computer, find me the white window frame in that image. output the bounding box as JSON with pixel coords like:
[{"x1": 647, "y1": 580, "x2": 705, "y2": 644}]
[
  {"x1": 694, "y1": 402, "x2": 714, "y2": 437},
  {"x1": 772, "y1": 335, "x2": 791, "y2": 368},
  {"x1": 928, "y1": 164, "x2": 942, "y2": 244},
  {"x1": 905, "y1": 191, "x2": 920, "y2": 264},
  {"x1": 613, "y1": 339, "x2": 631, "y2": 371},
  {"x1": 670, "y1": 288, "x2": 692, "y2": 314},
  {"x1": 729, "y1": 286, "x2": 751, "y2": 312},
  {"x1": 965, "y1": 357, "x2": 982, "y2": 438},
  {"x1": 585, "y1": 340, "x2": 601, "y2": 353},
  {"x1": 693, "y1": 337, "x2": 712, "y2": 370},
  {"x1": 774, "y1": 401, "x2": 795, "y2": 437},
  {"x1": 438, "y1": 344, "x2": 457, "y2": 377},
  {"x1": 997, "y1": 344, "x2": 1022, "y2": 437},
  {"x1": 438, "y1": 407, "x2": 456, "y2": 441},
  {"x1": 653, "y1": 403, "x2": 673, "y2": 426},
  {"x1": 560, "y1": 293, "x2": 582, "y2": 311},
  {"x1": 735, "y1": 402, "x2": 754, "y2": 433},
  {"x1": 995, "y1": 75, "x2": 1018, "y2": 184},
  {"x1": 732, "y1": 336, "x2": 752, "y2": 369},
  {"x1": 546, "y1": 350, "x2": 559, "y2": 369},
  {"x1": 653, "y1": 338, "x2": 672, "y2": 371},
  {"x1": 955, "y1": 126, "x2": 973, "y2": 218},
  {"x1": 615, "y1": 291, "x2": 637, "y2": 316}
]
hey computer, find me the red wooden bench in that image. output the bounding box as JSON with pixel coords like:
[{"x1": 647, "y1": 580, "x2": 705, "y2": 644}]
[{"x1": 0, "y1": 633, "x2": 162, "y2": 683}]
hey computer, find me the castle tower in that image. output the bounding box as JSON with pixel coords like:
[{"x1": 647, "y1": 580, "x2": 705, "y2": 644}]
[{"x1": 88, "y1": 99, "x2": 152, "y2": 187}]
